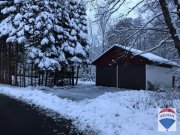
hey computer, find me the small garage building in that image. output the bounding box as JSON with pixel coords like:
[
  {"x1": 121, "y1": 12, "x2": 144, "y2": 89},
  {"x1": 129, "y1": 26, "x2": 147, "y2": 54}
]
[{"x1": 92, "y1": 45, "x2": 179, "y2": 90}]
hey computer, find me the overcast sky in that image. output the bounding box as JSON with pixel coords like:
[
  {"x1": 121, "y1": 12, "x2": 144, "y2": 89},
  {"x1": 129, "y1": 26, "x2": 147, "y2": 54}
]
[{"x1": 86, "y1": 0, "x2": 143, "y2": 20}]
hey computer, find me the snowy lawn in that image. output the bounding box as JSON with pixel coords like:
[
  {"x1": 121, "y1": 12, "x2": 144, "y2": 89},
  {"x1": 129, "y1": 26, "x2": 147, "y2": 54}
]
[{"x1": 0, "y1": 83, "x2": 180, "y2": 135}]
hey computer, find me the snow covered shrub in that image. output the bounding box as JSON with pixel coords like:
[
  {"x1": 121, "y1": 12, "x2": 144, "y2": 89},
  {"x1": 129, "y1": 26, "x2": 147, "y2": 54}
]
[
  {"x1": 147, "y1": 81, "x2": 160, "y2": 91},
  {"x1": 148, "y1": 89, "x2": 180, "y2": 109}
]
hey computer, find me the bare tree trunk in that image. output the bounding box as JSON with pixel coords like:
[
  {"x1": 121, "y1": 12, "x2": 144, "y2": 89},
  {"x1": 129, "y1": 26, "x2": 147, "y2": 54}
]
[
  {"x1": 41, "y1": 71, "x2": 44, "y2": 86},
  {"x1": 8, "y1": 44, "x2": 12, "y2": 85},
  {"x1": 61, "y1": 67, "x2": 64, "y2": 86},
  {"x1": 38, "y1": 71, "x2": 41, "y2": 86},
  {"x1": 45, "y1": 71, "x2": 48, "y2": 86},
  {"x1": 72, "y1": 66, "x2": 74, "y2": 86},
  {"x1": 35, "y1": 70, "x2": 37, "y2": 86},
  {"x1": 23, "y1": 53, "x2": 26, "y2": 87},
  {"x1": 31, "y1": 63, "x2": 33, "y2": 86},
  {"x1": 159, "y1": 0, "x2": 180, "y2": 56},
  {"x1": 75, "y1": 66, "x2": 79, "y2": 85},
  {"x1": 14, "y1": 45, "x2": 18, "y2": 86},
  {"x1": 2, "y1": 42, "x2": 4, "y2": 84},
  {"x1": 53, "y1": 70, "x2": 56, "y2": 86},
  {"x1": 4, "y1": 43, "x2": 7, "y2": 84},
  {"x1": 19, "y1": 64, "x2": 22, "y2": 87},
  {"x1": 27, "y1": 64, "x2": 30, "y2": 86},
  {"x1": 0, "y1": 39, "x2": 2, "y2": 84}
]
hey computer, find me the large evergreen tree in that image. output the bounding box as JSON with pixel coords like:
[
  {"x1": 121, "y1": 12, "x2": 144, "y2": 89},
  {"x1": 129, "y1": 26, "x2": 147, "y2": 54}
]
[
  {"x1": 61, "y1": 0, "x2": 89, "y2": 68},
  {"x1": 0, "y1": 0, "x2": 89, "y2": 86},
  {"x1": 0, "y1": 0, "x2": 89, "y2": 71}
]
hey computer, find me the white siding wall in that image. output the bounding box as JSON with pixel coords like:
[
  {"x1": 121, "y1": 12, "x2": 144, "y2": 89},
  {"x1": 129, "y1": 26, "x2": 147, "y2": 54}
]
[{"x1": 146, "y1": 65, "x2": 173, "y2": 89}]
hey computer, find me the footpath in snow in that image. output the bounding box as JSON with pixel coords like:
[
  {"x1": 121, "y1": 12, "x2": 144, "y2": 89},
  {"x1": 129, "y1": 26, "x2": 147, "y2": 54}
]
[{"x1": 0, "y1": 84, "x2": 180, "y2": 135}]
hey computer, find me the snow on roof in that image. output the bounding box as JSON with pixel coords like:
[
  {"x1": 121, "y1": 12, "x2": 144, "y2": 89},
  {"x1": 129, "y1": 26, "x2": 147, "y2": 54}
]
[{"x1": 92, "y1": 44, "x2": 179, "y2": 67}]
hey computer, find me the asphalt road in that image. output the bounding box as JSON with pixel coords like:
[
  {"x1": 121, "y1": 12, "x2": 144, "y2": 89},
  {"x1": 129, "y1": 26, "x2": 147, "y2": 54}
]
[{"x1": 0, "y1": 94, "x2": 82, "y2": 135}]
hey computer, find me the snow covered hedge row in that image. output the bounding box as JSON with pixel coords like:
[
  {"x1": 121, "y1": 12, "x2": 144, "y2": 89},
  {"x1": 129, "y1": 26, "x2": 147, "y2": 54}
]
[{"x1": 0, "y1": 0, "x2": 89, "y2": 70}]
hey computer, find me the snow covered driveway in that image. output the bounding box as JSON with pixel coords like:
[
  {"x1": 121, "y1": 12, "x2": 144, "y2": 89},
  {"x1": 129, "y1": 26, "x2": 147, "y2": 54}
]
[
  {"x1": 39, "y1": 81, "x2": 122, "y2": 100},
  {"x1": 0, "y1": 83, "x2": 180, "y2": 135}
]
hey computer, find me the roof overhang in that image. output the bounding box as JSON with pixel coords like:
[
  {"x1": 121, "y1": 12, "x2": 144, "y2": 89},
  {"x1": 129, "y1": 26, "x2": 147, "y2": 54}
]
[{"x1": 92, "y1": 45, "x2": 180, "y2": 68}]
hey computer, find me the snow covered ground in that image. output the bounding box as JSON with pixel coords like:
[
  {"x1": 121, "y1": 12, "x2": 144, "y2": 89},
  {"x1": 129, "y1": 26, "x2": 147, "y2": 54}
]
[
  {"x1": 0, "y1": 82, "x2": 180, "y2": 135},
  {"x1": 39, "y1": 81, "x2": 122, "y2": 100}
]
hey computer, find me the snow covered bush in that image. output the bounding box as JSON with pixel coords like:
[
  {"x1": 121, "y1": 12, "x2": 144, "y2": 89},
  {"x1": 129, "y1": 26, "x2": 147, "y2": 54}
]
[{"x1": 147, "y1": 81, "x2": 160, "y2": 91}]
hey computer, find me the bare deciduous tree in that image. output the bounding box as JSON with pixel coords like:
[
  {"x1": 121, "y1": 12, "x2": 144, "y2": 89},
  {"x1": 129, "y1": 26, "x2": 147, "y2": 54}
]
[{"x1": 89, "y1": 0, "x2": 180, "y2": 57}]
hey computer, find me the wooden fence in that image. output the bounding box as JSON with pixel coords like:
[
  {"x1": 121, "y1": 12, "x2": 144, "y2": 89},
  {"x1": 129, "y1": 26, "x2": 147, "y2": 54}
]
[{"x1": 0, "y1": 39, "x2": 78, "y2": 87}]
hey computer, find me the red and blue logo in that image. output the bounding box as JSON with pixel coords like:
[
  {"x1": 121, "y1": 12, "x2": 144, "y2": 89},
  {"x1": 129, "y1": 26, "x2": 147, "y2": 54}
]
[{"x1": 158, "y1": 108, "x2": 176, "y2": 132}]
